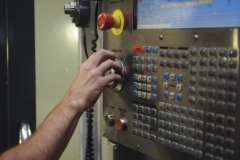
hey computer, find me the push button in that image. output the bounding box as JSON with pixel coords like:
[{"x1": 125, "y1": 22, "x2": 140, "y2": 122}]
[
  {"x1": 159, "y1": 50, "x2": 166, "y2": 57},
  {"x1": 190, "y1": 47, "x2": 197, "y2": 55},
  {"x1": 209, "y1": 48, "x2": 217, "y2": 56},
  {"x1": 200, "y1": 47, "x2": 208, "y2": 56},
  {"x1": 219, "y1": 48, "x2": 227, "y2": 57},
  {"x1": 133, "y1": 46, "x2": 144, "y2": 53},
  {"x1": 229, "y1": 48, "x2": 238, "y2": 57},
  {"x1": 177, "y1": 74, "x2": 183, "y2": 81},
  {"x1": 163, "y1": 72, "x2": 169, "y2": 80},
  {"x1": 181, "y1": 51, "x2": 188, "y2": 59},
  {"x1": 144, "y1": 46, "x2": 151, "y2": 53},
  {"x1": 151, "y1": 46, "x2": 158, "y2": 53}
]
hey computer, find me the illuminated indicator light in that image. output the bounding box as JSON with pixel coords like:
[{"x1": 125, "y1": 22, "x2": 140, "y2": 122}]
[
  {"x1": 133, "y1": 46, "x2": 145, "y2": 53},
  {"x1": 116, "y1": 119, "x2": 127, "y2": 130}
]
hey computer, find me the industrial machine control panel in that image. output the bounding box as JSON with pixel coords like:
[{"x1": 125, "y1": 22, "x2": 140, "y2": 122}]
[{"x1": 101, "y1": 0, "x2": 240, "y2": 160}]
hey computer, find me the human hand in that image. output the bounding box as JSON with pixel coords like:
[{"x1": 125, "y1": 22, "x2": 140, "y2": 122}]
[{"x1": 63, "y1": 49, "x2": 123, "y2": 112}]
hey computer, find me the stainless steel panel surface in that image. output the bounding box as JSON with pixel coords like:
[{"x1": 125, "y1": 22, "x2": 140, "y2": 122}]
[{"x1": 102, "y1": 1, "x2": 240, "y2": 160}]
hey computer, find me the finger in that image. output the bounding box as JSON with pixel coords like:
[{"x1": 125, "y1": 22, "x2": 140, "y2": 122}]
[
  {"x1": 98, "y1": 59, "x2": 123, "y2": 76},
  {"x1": 90, "y1": 49, "x2": 115, "y2": 67},
  {"x1": 102, "y1": 73, "x2": 123, "y2": 86}
]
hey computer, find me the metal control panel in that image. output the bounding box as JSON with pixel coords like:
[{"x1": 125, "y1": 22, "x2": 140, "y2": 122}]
[{"x1": 102, "y1": 1, "x2": 240, "y2": 160}]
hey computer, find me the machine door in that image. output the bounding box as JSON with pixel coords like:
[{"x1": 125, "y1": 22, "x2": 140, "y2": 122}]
[{"x1": 101, "y1": 0, "x2": 240, "y2": 160}]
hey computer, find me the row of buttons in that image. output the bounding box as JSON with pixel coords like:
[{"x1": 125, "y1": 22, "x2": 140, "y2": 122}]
[
  {"x1": 159, "y1": 60, "x2": 189, "y2": 69},
  {"x1": 160, "y1": 50, "x2": 189, "y2": 59},
  {"x1": 190, "y1": 87, "x2": 236, "y2": 98},
  {"x1": 133, "y1": 46, "x2": 158, "y2": 53},
  {"x1": 163, "y1": 72, "x2": 183, "y2": 81},
  {"x1": 158, "y1": 103, "x2": 204, "y2": 119},
  {"x1": 133, "y1": 56, "x2": 158, "y2": 64},
  {"x1": 132, "y1": 104, "x2": 157, "y2": 116},
  {"x1": 133, "y1": 82, "x2": 157, "y2": 92},
  {"x1": 190, "y1": 47, "x2": 238, "y2": 57},
  {"x1": 163, "y1": 91, "x2": 182, "y2": 101},
  {"x1": 132, "y1": 63, "x2": 158, "y2": 72},
  {"x1": 133, "y1": 112, "x2": 157, "y2": 124},
  {"x1": 132, "y1": 90, "x2": 156, "y2": 101},
  {"x1": 189, "y1": 68, "x2": 238, "y2": 79},
  {"x1": 190, "y1": 58, "x2": 237, "y2": 68},
  {"x1": 133, "y1": 74, "x2": 157, "y2": 83}
]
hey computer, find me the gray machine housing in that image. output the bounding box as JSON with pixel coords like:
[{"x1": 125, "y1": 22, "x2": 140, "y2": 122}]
[{"x1": 102, "y1": 1, "x2": 239, "y2": 160}]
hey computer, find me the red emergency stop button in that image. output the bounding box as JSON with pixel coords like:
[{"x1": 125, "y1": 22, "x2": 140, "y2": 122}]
[
  {"x1": 116, "y1": 119, "x2": 127, "y2": 131},
  {"x1": 98, "y1": 12, "x2": 121, "y2": 31}
]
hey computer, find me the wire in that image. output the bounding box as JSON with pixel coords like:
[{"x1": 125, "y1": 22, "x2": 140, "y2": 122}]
[{"x1": 83, "y1": 27, "x2": 89, "y2": 59}]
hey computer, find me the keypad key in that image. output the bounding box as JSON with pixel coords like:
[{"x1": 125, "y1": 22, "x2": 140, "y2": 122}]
[
  {"x1": 144, "y1": 107, "x2": 150, "y2": 115},
  {"x1": 196, "y1": 110, "x2": 204, "y2": 119},
  {"x1": 150, "y1": 117, "x2": 157, "y2": 124},
  {"x1": 172, "y1": 105, "x2": 179, "y2": 113},
  {"x1": 143, "y1": 132, "x2": 149, "y2": 140},
  {"x1": 208, "y1": 79, "x2": 216, "y2": 87},
  {"x1": 206, "y1": 123, "x2": 214, "y2": 132},
  {"x1": 179, "y1": 106, "x2": 187, "y2": 114},
  {"x1": 195, "y1": 150, "x2": 203, "y2": 159},
  {"x1": 171, "y1": 133, "x2": 179, "y2": 141},
  {"x1": 198, "y1": 98, "x2": 206, "y2": 106},
  {"x1": 195, "y1": 130, "x2": 203, "y2": 139},
  {"x1": 225, "y1": 149, "x2": 235, "y2": 159},
  {"x1": 207, "y1": 100, "x2": 217, "y2": 109},
  {"x1": 160, "y1": 50, "x2": 166, "y2": 57},
  {"x1": 215, "y1": 146, "x2": 224, "y2": 156},
  {"x1": 229, "y1": 48, "x2": 238, "y2": 57},
  {"x1": 215, "y1": 125, "x2": 224, "y2": 135},
  {"x1": 186, "y1": 128, "x2": 195, "y2": 136},
  {"x1": 195, "y1": 140, "x2": 203, "y2": 149},
  {"x1": 205, "y1": 133, "x2": 214, "y2": 143},
  {"x1": 218, "y1": 59, "x2": 227, "y2": 68},
  {"x1": 215, "y1": 136, "x2": 224, "y2": 145},
  {"x1": 179, "y1": 116, "x2": 187, "y2": 124},
  {"x1": 179, "y1": 135, "x2": 186, "y2": 144},
  {"x1": 190, "y1": 47, "x2": 197, "y2": 55},
  {"x1": 189, "y1": 77, "x2": 196, "y2": 85},
  {"x1": 217, "y1": 91, "x2": 225, "y2": 100},
  {"x1": 189, "y1": 96, "x2": 196, "y2": 104},
  {"x1": 164, "y1": 122, "x2": 172, "y2": 130},
  {"x1": 225, "y1": 127, "x2": 235, "y2": 137},
  {"x1": 158, "y1": 120, "x2": 165, "y2": 128},
  {"x1": 187, "y1": 147, "x2": 194, "y2": 156},
  {"x1": 173, "y1": 51, "x2": 181, "y2": 58},
  {"x1": 137, "y1": 130, "x2": 143, "y2": 137},
  {"x1": 216, "y1": 114, "x2": 225, "y2": 123},
  {"x1": 190, "y1": 57, "x2": 197, "y2": 65},
  {"x1": 158, "y1": 128, "x2": 165, "y2": 136},
  {"x1": 228, "y1": 71, "x2": 237, "y2": 80},
  {"x1": 218, "y1": 70, "x2": 227, "y2": 78},
  {"x1": 189, "y1": 87, "x2": 196, "y2": 95},
  {"x1": 159, "y1": 60, "x2": 166, "y2": 67},
  {"x1": 209, "y1": 48, "x2": 217, "y2": 56},
  {"x1": 172, "y1": 123, "x2": 179, "y2": 132},
  {"x1": 199, "y1": 68, "x2": 207, "y2": 76},
  {"x1": 227, "y1": 92, "x2": 236, "y2": 102},
  {"x1": 208, "y1": 69, "x2": 216, "y2": 77},
  {"x1": 187, "y1": 108, "x2": 195, "y2": 117},
  {"x1": 181, "y1": 62, "x2": 188, "y2": 69},
  {"x1": 226, "y1": 116, "x2": 235, "y2": 126},
  {"x1": 199, "y1": 58, "x2": 207, "y2": 66},
  {"x1": 190, "y1": 67, "x2": 196, "y2": 75},
  {"x1": 158, "y1": 137, "x2": 165, "y2": 145},
  {"x1": 181, "y1": 51, "x2": 189, "y2": 59},
  {"x1": 179, "y1": 144, "x2": 186, "y2": 153},
  {"x1": 200, "y1": 47, "x2": 208, "y2": 56},
  {"x1": 207, "y1": 89, "x2": 215, "y2": 98},
  {"x1": 164, "y1": 139, "x2": 172, "y2": 147},
  {"x1": 227, "y1": 82, "x2": 237, "y2": 91},
  {"x1": 209, "y1": 59, "x2": 217, "y2": 66},
  {"x1": 205, "y1": 143, "x2": 214, "y2": 153},
  {"x1": 166, "y1": 51, "x2": 173, "y2": 58},
  {"x1": 165, "y1": 103, "x2": 172, "y2": 111},
  {"x1": 179, "y1": 125, "x2": 186, "y2": 134},
  {"x1": 198, "y1": 88, "x2": 206, "y2": 96},
  {"x1": 173, "y1": 61, "x2": 181, "y2": 68},
  {"x1": 186, "y1": 137, "x2": 195, "y2": 146},
  {"x1": 219, "y1": 48, "x2": 227, "y2": 57},
  {"x1": 144, "y1": 116, "x2": 150, "y2": 123},
  {"x1": 195, "y1": 120, "x2": 203, "y2": 128},
  {"x1": 206, "y1": 112, "x2": 215, "y2": 121},
  {"x1": 225, "y1": 138, "x2": 235, "y2": 148},
  {"x1": 216, "y1": 101, "x2": 225, "y2": 110},
  {"x1": 150, "y1": 134, "x2": 156, "y2": 142},
  {"x1": 145, "y1": 57, "x2": 151, "y2": 64},
  {"x1": 165, "y1": 130, "x2": 172, "y2": 139},
  {"x1": 143, "y1": 124, "x2": 150, "y2": 131},
  {"x1": 132, "y1": 129, "x2": 137, "y2": 135},
  {"x1": 226, "y1": 103, "x2": 236, "y2": 112},
  {"x1": 199, "y1": 78, "x2": 207, "y2": 86},
  {"x1": 228, "y1": 60, "x2": 237, "y2": 68},
  {"x1": 165, "y1": 113, "x2": 172, "y2": 121},
  {"x1": 172, "y1": 114, "x2": 179, "y2": 122},
  {"x1": 150, "y1": 109, "x2": 157, "y2": 116}
]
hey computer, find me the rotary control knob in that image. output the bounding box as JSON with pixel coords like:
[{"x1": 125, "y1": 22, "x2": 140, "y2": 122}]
[
  {"x1": 105, "y1": 115, "x2": 114, "y2": 127},
  {"x1": 97, "y1": 12, "x2": 121, "y2": 31},
  {"x1": 116, "y1": 119, "x2": 127, "y2": 131},
  {"x1": 106, "y1": 58, "x2": 126, "y2": 92}
]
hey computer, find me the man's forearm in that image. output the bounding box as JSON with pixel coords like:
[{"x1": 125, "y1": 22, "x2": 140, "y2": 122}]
[{"x1": 0, "y1": 98, "x2": 84, "y2": 160}]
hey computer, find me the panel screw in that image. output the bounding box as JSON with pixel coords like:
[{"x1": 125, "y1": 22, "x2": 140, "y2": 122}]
[
  {"x1": 136, "y1": 145, "x2": 140, "y2": 149},
  {"x1": 194, "y1": 35, "x2": 198, "y2": 40},
  {"x1": 159, "y1": 35, "x2": 163, "y2": 40}
]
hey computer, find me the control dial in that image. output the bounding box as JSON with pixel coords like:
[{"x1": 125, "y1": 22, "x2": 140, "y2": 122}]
[
  {"x1": 105, "y1": 115, "x2": 114, "y2": 127},
  {"x1": 116, "y1": 119, "x2": 127, "y2": 131},
  {"x1": 106, "y1": 58, "x2": 126, "y2": 92}
]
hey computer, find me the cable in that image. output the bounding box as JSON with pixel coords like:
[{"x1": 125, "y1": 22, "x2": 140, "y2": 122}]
[{"x1": 85, "y1": 1, "x2": 99, "y2": 160}]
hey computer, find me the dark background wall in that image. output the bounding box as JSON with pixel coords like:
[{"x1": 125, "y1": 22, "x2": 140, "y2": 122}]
[{"x1": 0, "y1": 0, "x2": 36, "y2": 153}]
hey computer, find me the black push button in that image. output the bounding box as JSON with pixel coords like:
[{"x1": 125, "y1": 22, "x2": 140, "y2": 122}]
[
  {"x1": 217, "y1": 81, "x2": 226, "y2": 89},
  {"x1": 198, "y1": 88, "x2": 206, "y2": 96},
  {"x1": 209, "y1": 59, "x2": 217, "y2": 66},
  {"x1": 189, "y1": 86, "x2": 196, "y2": 94},
  {"x1": 189, "y1": 67, "x2": 196, "y2": 75},
  {"x1": 209, "y1": 48, "x2": 217, "y2": 56},
  {"x1": 226, "y1": 128, "x2": 235, "y2": 137},
  {"x1": 190, "y1": 57, "x2": 197, "y2": 65},
  {"x1": 227, "y1": 92, "x2": 236, "y2": 102},
  {"x1": 218, "y1": 70, "x2": 227, "y2": 78},
  {"x1": 227, "y1": 82, "x2": 237, "y2": 91},
  {"x1": 217, "y1": 91, "x2": 225, "y2": 100},
  {"x1": 173, "y1": 61, "x2": 181, "y2": 68},
  {"x1": 181, "y1": 51, "x2": 189, "y2": 59},
  {"x1": 228, "y1": 60, "x2": 237, "y2": 68},
  {"x1": 199, "y1": 58, "x2": 207, "y2": 66},
  {"x1": 173, "y1": 51, "x2": 181, "y2": 58},
  {"x1": 199, "y1": 78, "x2": 207, "y2": 86},
  {"x1": 225, "y1": 138, "x2": 235, "y2": 148},
  {"x1": 218, "y1": 48, "x2": 227, "y2": 57},
  {"x1": 199, "y1": 68, "x2": 207, "y2": 76},
  {"x1": 166, "y1": 51, "x2": 173, "y2": 58},
  {"x1": 216, "y1": 101, "x2": 225, "y2": 110},
  {"x1": 181, "y1": 62, "x2": 188, "y2": 69},
  {"x1": 216, "y1": 114, "x2": 225, "y2": 124},
  {"x1": 226, "y1": 116, "x2": 235, "y2": 126},
  {"x1": 207, "y1": 89, "x2": 215, "y2": 98},
  {"x1": 207, "y1": 100, "x2": 215, "y2": 108},
  {"x1": 229, "y1": 48, "x2": 238, "y2": 57},
  {"x1": 226, "y1": 103, "x2": 236, "y2": 112},
  {"x1": 159, "y1": 60, "x2": 166, "y2": 67},
  {"x1": 208, "y1": 79, "x2": 216, "y2": 87},
  {"x1": 216, "y1": 125, "x2": 224, "y2": 134},
  {"x1": 200, "y1": 47, "x2": 208, "y2": 56},
  {"x1": 190, "y1": 47, "x2": 197, "y2": 55},
  {"x1": 228, "y1": 71, "x2": 237, "y2": 80},
  {"x1": 189, "y1": 77, "x2": 196, "y2": 85},
  {"x1": 208, "y1": 69, "x2": 216, "y2": 77},
  {"x1": 198, "y1": 98, "x2": 206, "y2": 106},
  {"x1": 160, "y1": 50, "x2": 166, "y2": 57},
  {"x1": 166, "y1": 61, "x2": 173, "y2": 68},
  {"x1": 218, "y1": 59, "x2": 227, "y2": 68}
]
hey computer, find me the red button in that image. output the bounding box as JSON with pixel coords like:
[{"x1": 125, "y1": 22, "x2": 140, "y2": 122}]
[
  {"x1": 133, "y1": 46, "x2": 145, "y2": 53},
  {"x1": 97, "y1": 13, "x2": 115, "y2": 31},
  {"x1": 116, "y1": 119, "x2": 127, "y2": 130}
]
